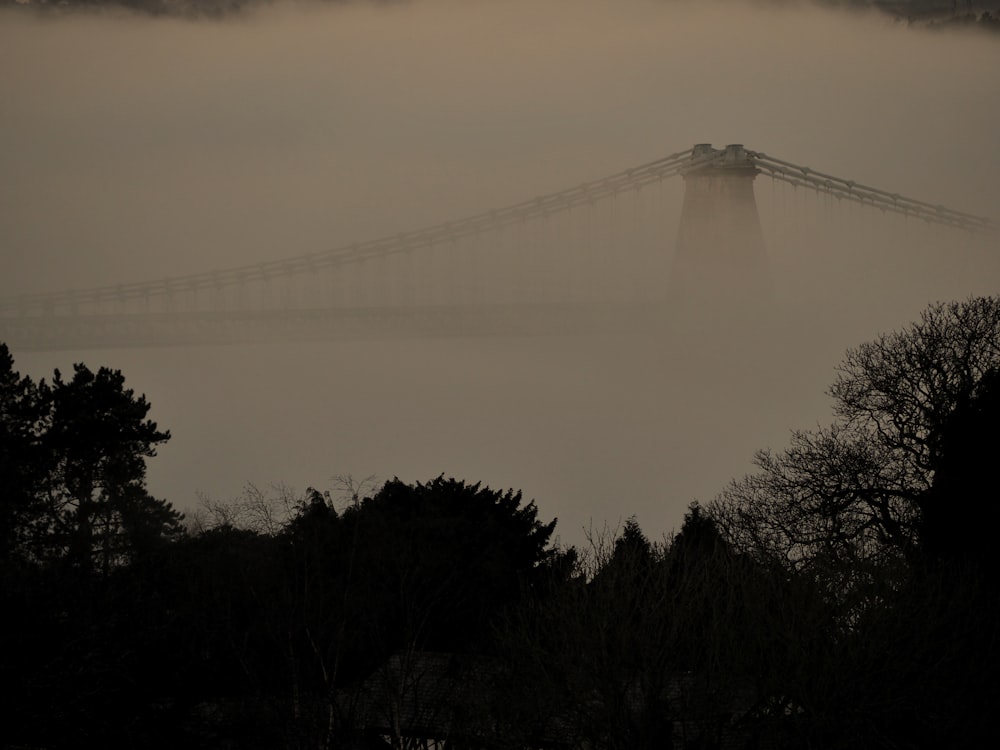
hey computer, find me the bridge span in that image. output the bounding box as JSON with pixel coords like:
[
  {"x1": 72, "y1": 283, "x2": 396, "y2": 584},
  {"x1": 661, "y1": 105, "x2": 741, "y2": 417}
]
[{"x1": 2, "y1": 144, "x2": 994, "y2": 351}]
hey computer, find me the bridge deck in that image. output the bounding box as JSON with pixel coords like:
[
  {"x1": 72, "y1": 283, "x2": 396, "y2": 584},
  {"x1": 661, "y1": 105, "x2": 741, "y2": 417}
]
[{"x1": 0, "y1": 303, "x2": 673, "y2": 351}]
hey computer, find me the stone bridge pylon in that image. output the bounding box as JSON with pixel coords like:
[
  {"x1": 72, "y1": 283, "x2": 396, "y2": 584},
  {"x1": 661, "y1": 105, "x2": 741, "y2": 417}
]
[{"x1": 667, "y1": 144, "x2": 772, "y2": 326}]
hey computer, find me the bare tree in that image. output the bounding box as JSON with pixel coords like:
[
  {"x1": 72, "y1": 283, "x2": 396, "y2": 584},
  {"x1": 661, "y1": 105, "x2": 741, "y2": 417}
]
[
  {"x1": 187, "y1": 482, "x2": 304, "y2": 536},
  {"x1": 713, "y1": 297, "x2": 1000, "y2": 582},
  {"x1": 708, "y1": 297, "x2": 1000, "y2": 746}
]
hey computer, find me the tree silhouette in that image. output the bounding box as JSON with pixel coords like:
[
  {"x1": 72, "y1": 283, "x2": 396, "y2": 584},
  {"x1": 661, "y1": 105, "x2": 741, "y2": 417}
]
[
  {"x1": 337, "y1": 476, "x2": 558, "y2": 660},
  {"x1": 1, "y1": 343, "x2": 189, "y2": 748},
  {"x1": 713, "y1": 297, "x2": 1000, "y2": 586},
  {"x1": 0, "y1": 343, "x2": 46, "y2": 566},
  {"x1": 50, "y1": 364, "x2": 179, "y2": 573},
  {"x1": 495, "y1": 509, "x2": 804, "y2": 750},
  {"x1": 1, "y1": 344, "x2": 182, "y2": 574},
  {"x1": 709, "y1": 299, "x2": 1000, "y2": 747},
  {"x1": 920, "y1": 366, "x2": 1000, "y2": 570}
]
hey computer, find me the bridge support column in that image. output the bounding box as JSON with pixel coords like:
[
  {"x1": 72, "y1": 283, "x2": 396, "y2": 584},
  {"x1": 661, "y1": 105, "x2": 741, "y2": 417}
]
[{"x1": 668, "y1": 144, "x2": 771, "y2": 328}]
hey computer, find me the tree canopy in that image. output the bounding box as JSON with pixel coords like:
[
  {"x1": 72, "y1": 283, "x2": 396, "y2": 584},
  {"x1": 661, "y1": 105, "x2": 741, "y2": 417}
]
[
  {"x1": 320, "y1": 475, "x2": 560, "y2": 657},
  {"x1": 0, "y1": 343, "x2": 181, "y2": 575}
]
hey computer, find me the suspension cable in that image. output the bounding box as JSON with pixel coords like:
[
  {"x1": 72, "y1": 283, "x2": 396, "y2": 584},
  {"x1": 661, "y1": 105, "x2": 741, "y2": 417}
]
[{"x1": 749, "y1": 151, "x2": 996, "y2": 234}]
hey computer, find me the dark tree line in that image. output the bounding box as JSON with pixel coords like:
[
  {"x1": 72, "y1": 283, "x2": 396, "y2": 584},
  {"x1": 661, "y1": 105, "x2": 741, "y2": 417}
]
[
  {"x1": 1, "y1": 348, "x2": 565, "y2": 748},
  {"x1": 711, "y1": 297, "x2": 1000, "y2": 747},
  {"x1": 3, "y1": 296, "x2": 1000, "y2": 749}
]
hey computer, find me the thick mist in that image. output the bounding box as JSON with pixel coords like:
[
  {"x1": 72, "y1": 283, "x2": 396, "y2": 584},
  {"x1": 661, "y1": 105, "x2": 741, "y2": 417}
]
[{"x1": 2, "y1": 1, "x2": 999, "y2": 541}]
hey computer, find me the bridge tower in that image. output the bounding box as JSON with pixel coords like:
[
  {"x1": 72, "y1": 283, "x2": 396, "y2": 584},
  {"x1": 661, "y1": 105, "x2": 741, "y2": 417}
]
[{"x1": 667, "y1": 144, "x2": 771, "y2": 327}]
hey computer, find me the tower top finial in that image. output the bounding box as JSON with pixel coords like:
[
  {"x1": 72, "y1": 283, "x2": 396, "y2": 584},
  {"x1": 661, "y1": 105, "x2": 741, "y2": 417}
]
[{"x1": 683, "y1": 143, "x2": 757, "y2": 176}]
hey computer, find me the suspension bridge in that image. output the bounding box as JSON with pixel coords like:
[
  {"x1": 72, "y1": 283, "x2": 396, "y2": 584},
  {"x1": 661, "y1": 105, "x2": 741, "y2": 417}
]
[{"x1": 1, "y1": 144, "x2": 995, "y2": 351}]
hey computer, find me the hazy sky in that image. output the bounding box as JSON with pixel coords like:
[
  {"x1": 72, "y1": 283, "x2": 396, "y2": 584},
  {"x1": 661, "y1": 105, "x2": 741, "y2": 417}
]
[{"x1": 2, "y1": 1, "x2": 999, "y2": 542}]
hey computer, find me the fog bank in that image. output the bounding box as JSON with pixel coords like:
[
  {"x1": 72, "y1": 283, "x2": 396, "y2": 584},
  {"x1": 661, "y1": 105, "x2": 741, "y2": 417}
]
[{"x1": 3, "y1": 1, "x2": 998, "y2": 540}]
